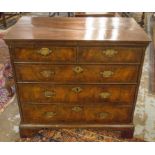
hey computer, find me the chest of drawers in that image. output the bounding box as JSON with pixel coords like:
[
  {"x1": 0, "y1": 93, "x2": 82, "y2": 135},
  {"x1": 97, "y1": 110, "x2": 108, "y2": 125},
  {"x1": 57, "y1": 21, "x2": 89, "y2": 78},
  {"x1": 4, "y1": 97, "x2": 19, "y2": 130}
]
[{"x1": 4, "y1": 17, "x2": 150, "y2": 138}]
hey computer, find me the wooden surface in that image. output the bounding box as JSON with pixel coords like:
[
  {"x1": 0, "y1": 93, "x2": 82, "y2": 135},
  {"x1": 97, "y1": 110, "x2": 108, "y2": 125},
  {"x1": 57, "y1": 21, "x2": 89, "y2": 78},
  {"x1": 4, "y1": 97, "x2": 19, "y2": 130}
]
[
  {"x1": 13, "y1": 47, "x2": 143, "y2": 63},
  {"x1": 15, "y1": 64, "x2": 139, "y2": 83},
  {"x1": 78, "y1": 47, "x2": 143, "y2": 63},
  {"x1": 18, "y1": 83, "x2": 136, "y2": 104},
  {"x1": 75, "y1": 12, "x2": 116, "y2": 17},
  {"x1": 22, "y1": 104, "x2": 132, "y2": 124},
  {"x1": 14, "y1": 47, "x2": 76, "y2": 62},
  {"x1": 5, "y1": 17, "x2": 149, "y2": 43},
  {"x1": 4, "y1": 17, "x2": 150, "y2": 138}
]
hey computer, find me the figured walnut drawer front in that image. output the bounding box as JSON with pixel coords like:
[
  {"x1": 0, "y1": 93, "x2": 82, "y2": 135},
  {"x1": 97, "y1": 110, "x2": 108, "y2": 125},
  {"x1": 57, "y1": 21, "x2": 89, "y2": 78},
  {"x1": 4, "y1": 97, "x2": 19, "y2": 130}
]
[
  {"x1": 22, "y1": 104, "x2": 132, "y2": 124},
  {"x1": 78, "y1": 47, "x2": 142, "y2": 63},
  {"x1": 15, "y1": 64, "x2": 139, "y2": 83},
  {"x1": 13, "y1": 47, "x2": 76, "y2": 62},
  {"x1": 18, "y1": 84, "x2": 136, "y2": 105}
]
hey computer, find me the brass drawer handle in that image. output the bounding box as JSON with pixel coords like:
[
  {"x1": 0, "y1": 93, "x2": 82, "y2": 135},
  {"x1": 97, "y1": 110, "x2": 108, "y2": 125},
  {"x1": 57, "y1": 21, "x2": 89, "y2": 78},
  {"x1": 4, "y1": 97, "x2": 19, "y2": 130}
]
[
  {"x1": 100, "y1": 92, "x2": 110, "y2": 99},
  {"x1": 100, "y1": 71, "x2": 114, "y2": 78},
  {"x1": 72, "y1": 106, "x2": 82, "y2": 112},
  {"x1": 72, "y1": 87, "x2": 82, "y2": 93},
  {"x1": 44, "y1": 90, "x2": 56, "y2": 98},
  {"x1": 44, "y1": 112, "x2": 56, "y2": 118},
  {"x1": 37, "y1": 48, "x2": 52, "y2": 56},
  {"x1": 41, "y1": 70, "x2": 55, "y2": 78},
  {"x1": 98, "y1": 112, "x2": 108, "y2": 119},
  {"x1": 102, "y1": 49, "x2": 118, "y2": 57},
  {"x1": 73, "y1": 66, "x2": 84, "y2": 74}
]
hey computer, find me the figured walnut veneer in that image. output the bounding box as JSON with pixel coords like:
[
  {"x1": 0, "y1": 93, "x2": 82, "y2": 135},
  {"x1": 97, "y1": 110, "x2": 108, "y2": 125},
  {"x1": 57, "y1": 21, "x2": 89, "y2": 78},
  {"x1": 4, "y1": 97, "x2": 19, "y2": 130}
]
[{"x1": 4, "y1": 17, "x2": 150, "y2": 138}]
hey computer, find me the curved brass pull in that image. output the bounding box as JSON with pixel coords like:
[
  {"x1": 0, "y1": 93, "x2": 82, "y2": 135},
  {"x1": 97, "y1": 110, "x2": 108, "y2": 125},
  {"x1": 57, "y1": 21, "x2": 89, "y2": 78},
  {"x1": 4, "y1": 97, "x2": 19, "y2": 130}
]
[
  {"x1": 102, "y1": 49, "x2": 118, "y2": 57},
  {"x1": 100, "y1": 92, "x2": 110, "y2": 99},
  {"x1": 72, "y1": 87, "x2": 82, "y2": 93},
  {"x1": 41, "y1": 70, "x2": 55, "y2": 78},
  {"x1": 37, "y1": 48, "x2": 52, "y2": 56},
  {"x1": 73, "y1": 66, "x2": 84, "y2": 74},
  {"x1": 44, "y1": 112, "x2": 56, "y2": 118},
  {"x1": 44, "y1": 90, "x2": 56, "y2": 98},
  {"x1": 98, "y1": 112, "x2": 108, "y2": 119},
  {"x1": 100, "y1": 71, "x2": 114, "y2": 78},
  {"x1": 72, "y1": 106, "x2": 82, "y2": 112}
]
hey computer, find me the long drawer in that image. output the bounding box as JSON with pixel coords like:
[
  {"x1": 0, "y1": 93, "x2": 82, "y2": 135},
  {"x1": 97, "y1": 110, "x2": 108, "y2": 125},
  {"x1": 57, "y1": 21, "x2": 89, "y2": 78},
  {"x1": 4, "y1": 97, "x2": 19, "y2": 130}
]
[
  {"x1": 15, "y1": 64, "x2": 139, "y2": 83},
  {"x1": 18, "y1": 84, "x2": 136, "y2": 105},
  {"x1": 78, "y1": 47, "x2": 142, "y2": 63},
  {"x1": 13, "y1": 47, "x2": 76, "y2": 63},
  {"x1": 22, "y1": 104, "x2": 132, "y2": 124}
]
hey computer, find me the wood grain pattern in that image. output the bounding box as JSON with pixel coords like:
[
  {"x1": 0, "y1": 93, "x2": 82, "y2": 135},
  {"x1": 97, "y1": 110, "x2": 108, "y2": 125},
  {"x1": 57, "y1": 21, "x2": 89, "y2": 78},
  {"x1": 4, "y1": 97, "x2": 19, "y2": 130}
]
[
  {"x1": 4, "y1": 17, "x2": 150, "y2": 138},
  {"x1": 4, "y1": 17, "x2": 150, "y2": 43},
  {"x1": 14, "y1": 47, "x2": 76, "y2": 62},
  {"x1": 15, "y1": 64, "x2": 139, "y2": 83},
  {"x1": 22, "y1": 104, "x2": 132, "y2": 124},
  {"x1": 18, "y1": 83, "x2": 136, "y2": 105},
  {"x1": 75, "y1": 12, "x2": 116, "y2": 17},
  {"x1": 78, "y1": 47, "x2": 143, "y2": 63}
]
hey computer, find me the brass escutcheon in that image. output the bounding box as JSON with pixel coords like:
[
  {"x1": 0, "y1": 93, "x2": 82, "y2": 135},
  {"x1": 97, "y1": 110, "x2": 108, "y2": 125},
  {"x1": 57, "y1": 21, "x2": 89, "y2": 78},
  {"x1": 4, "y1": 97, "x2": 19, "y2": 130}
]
[
  {"x1": 100, "y1": 92, "x2": 110, "y2": 99},
  {"x1": 72, "y1": 87, "x2": 82, "y2": 93},
  {"x1": 100, "y1": 71, "x2": 114, "y2": 78},
  {"x1": 98, "y1": 112, "x2": 108, "y2": 119},
  {"x1": 102, "y1": 49, "x2": 118, "y2": 57},
  {"x1": 41, "y1": 70, "x2": 55, "y2": 78},
  {"x1": 72, "y1": 106, "x2": 82, "y2": 112},
  {"x1": 37, "y1": 48, "x2": 52, "y2": 56},
  {"x1": 73, "y1": 66, "x2": 84, "y2": 74},
  {"x1": 44, "y1": 90, "x2": 56, "y2": 98},
  {"x1": 44, "y1": 112, "x2": 56, "y2": 118}
]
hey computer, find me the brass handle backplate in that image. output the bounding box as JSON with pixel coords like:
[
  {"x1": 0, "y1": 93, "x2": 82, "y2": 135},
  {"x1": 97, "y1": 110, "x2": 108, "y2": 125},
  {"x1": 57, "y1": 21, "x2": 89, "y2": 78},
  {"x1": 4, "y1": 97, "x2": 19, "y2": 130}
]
[
  {"x1": 37, "y1": 48, "x2": 52, "y2": 56},
  {"x1": 73, "y1": 66, "x2": 84, "y2": 74},
  {"x1": 44, "y1": 90, "x2": 56, "y2": 98},
  {"x1": 41, "y1": 70, "x2": 55, "y2": 78},
  {"x1": 100, "y1": 71, "x2": 114, "y2": 78},
  {"x1": 44, "y1": 112, "x2": 56, "y2": 118},
  {"x1": 98, "y1": 112, "x2": 108, "y2": 119},
  {"x1": 72, "y1": 106, "x2": 82, "y2": 112},
  {"x1": 72, "y1": 87, "x2": 82, "y2": 93},
  {"x1": 100, "y1": 92, "x2": 110, "y2": 99},
  {"x1": 102, "y1": 49, "x2": 118, "y2": 57}
]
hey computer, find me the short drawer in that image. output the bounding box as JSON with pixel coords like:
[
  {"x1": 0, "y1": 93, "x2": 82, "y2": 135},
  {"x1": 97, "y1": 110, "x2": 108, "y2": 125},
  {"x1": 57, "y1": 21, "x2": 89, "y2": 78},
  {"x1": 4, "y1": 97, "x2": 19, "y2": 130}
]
[
  {"x1": 22, "y1": 104, "x2": 132, "y2": 124},
  {"x1": 13, "y1": 47, "x2": 76, "y2": 63},
  {"x1": 15, "y1": 64, "x2": 139, "y2": 83},
  {"x1": 18, "y1": 84, "x2": 136, "y2": 105},
  {"x1": 78, "y1": 47, "x2": 142, "y2": 63}
]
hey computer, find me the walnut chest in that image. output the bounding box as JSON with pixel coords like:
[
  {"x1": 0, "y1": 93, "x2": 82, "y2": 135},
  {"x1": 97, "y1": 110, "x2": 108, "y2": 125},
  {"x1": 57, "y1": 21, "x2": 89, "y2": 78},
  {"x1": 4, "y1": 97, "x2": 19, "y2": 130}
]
[{"x1": 4, "y1": 17, "x2": 150, "y2": 138}]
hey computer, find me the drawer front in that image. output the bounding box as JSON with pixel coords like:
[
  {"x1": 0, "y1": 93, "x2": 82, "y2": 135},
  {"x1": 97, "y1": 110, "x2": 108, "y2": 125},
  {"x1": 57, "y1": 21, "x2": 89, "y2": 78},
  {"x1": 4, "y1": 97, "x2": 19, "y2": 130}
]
[
  {"x1": 15, "y1": 64, "x2": 139, "y2": 83},
  {"x1": 22, "y1": 104, "x2": 132, "y2": 124},
  {"x1": 18, "y1": 84, "x2": 136, "y2": 104},
  {"x1": 78, "y1": 47, "x2": 142, "y2": 63},
  {"x1": 14, "y1": 47, "x2": 76, "y2": 62}
]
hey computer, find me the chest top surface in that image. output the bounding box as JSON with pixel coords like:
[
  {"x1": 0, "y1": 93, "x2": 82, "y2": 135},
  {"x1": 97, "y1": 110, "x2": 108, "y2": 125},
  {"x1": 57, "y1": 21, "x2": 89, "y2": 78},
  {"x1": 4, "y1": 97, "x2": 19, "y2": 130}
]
[{"x1": 4, "y1": 16, "x2": 150, "y2": 43}]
